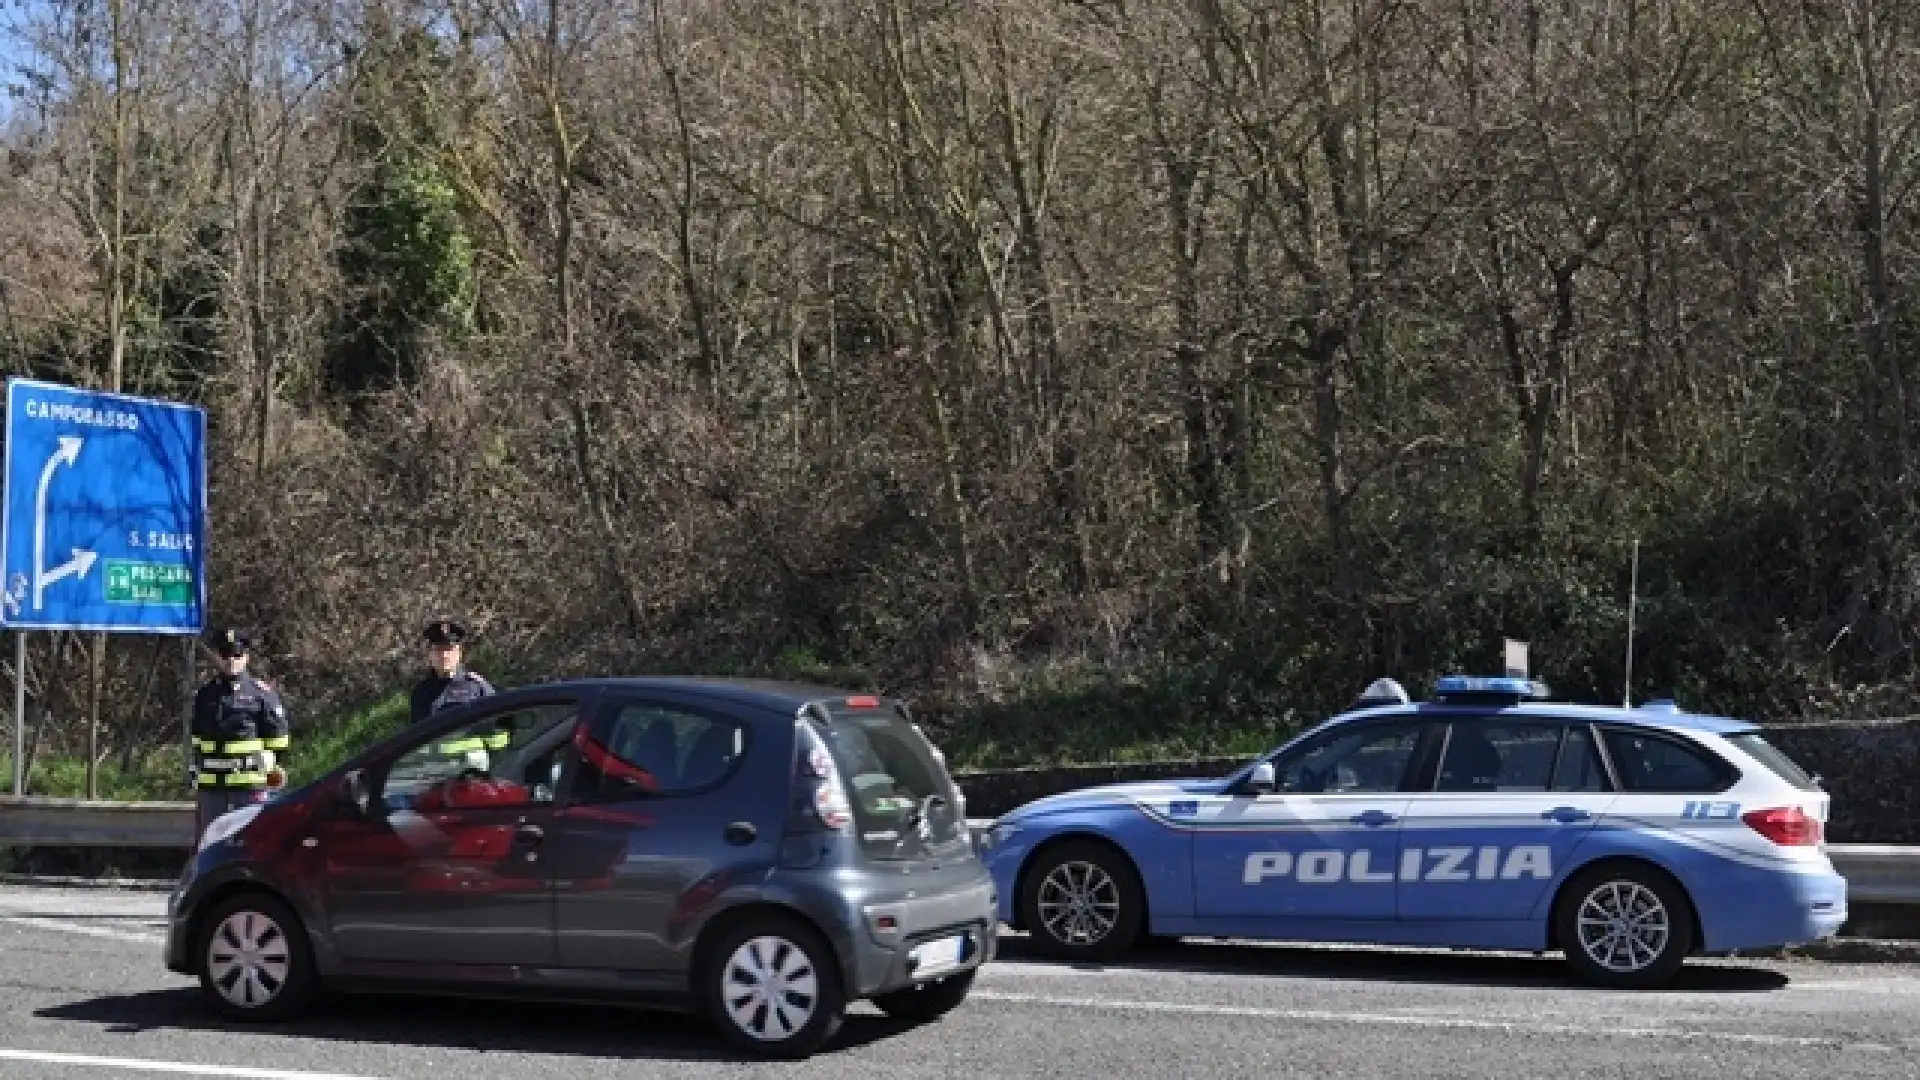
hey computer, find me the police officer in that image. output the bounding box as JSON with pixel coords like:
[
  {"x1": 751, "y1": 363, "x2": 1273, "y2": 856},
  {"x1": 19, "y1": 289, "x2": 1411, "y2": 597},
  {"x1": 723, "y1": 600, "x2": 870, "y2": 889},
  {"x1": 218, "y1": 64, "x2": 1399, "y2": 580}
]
[
  {"x1": 410, "y1": 617, "x2": 504, "y2": 771},
  {"x1": 410, "y1": 617, "x2": 496, "y2": 724},
  {"x1": 191, "y1": 628, "x2": 289, "y2": 837}
]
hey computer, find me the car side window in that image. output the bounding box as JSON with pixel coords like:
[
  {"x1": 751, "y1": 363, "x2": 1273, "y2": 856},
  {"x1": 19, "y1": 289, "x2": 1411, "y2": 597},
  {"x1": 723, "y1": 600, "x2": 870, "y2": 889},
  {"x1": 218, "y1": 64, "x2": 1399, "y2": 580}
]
[
  {"x1": 1600, "y1": 728, "x2": 1731, "y2": 793},
  {"x1": 571, "y1": 701, "x2": 751, "y2": 802},
  {"x1": 1551, "y1": 724, "x2": 1611, "y2": 792},
  {"x1": 1274, "y1": 724, "x2": 1420, "y2": 794},
  {"x1": 383, "y1": 701, "x2": 581, "y2": 811},
  {"x1": 1435, "y1": 720, "x2": 1560, "y2": 792}
]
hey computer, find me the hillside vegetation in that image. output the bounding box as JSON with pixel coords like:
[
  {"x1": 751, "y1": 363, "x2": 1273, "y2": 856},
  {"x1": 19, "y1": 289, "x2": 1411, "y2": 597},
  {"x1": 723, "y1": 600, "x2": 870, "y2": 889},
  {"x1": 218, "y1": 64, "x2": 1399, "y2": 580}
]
[{"x1": 3, "y1": 0, "x2": 1919, "y2": 797}]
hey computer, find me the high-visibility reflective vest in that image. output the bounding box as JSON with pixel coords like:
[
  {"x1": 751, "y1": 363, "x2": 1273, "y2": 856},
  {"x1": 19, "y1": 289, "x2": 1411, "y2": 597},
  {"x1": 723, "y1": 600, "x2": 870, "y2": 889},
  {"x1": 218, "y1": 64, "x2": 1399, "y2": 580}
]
[
  {"x1": 435, "y1": 727, "x2": 511, "y2": 757},
  {"x1": 194, "y1": 736, "x2": 269, "y2": 788}
]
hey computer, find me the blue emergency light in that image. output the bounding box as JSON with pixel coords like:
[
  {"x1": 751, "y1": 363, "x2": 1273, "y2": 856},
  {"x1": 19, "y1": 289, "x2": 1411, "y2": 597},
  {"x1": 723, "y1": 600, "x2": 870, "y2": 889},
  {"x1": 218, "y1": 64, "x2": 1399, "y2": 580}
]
[{"x1": 1433, "y1": 675, "x2": 1552, "y2": 700}]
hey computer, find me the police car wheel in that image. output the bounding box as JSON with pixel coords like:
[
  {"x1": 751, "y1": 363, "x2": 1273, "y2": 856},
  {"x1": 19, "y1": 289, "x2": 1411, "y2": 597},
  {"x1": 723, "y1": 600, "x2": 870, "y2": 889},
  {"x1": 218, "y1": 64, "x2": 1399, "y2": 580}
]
[
  {"x1": 195, "y1": 891, "x2": 316, "y2": 1022},
  {"x1": 1554, "y1": 861, "x2": 1695, "y2": 990},
  {"x1": 700, "y1": 916, "x2": 845, "y2": 1059},
  {"x1": 1019, "y1": 839, "x2": 1145, "y2": 963},
  {"x1": 870, "y1": 969, "x2": 976, "y2": 1023}
]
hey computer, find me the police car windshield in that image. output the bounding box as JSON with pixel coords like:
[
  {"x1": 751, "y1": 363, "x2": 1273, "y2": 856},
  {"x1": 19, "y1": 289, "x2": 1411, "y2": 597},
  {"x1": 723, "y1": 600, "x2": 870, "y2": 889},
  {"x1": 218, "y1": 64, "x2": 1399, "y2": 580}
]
[{"x1": 813, "y1": 701, "x2": 966, "y2": 861}]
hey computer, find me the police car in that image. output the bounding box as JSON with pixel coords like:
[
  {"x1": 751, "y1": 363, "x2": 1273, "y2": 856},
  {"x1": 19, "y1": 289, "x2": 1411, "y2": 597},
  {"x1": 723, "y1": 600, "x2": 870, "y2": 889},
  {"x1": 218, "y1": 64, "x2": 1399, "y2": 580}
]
[{"x1": 976, "y1": 675, "x2": 1847, "y2": 988}]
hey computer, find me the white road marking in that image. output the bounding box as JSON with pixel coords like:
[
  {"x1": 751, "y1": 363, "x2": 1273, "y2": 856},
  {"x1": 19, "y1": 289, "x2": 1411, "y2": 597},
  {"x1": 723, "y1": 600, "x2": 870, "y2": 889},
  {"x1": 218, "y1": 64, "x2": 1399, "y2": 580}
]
[
  {"x1": 0, "y1": 1046, "x2": 386, "y2": 1079},
  {"x1": 1772, "y1": 978, "x2": 1920, "y2": 992},
  {"x1": 967, "y1": 989, "x2": 1912, "y2": 1052},
  {"x1": 0, "y1": 914, "x2": 164, "y2": 945},
  {"x1": 0, "y1": 891, "x2": 169, "y2": 919}
]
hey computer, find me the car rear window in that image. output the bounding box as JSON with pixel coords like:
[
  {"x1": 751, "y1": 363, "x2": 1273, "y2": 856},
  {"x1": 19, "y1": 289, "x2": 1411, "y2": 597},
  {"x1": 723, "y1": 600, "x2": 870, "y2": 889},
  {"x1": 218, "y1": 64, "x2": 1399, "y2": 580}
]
[
  {"x1": 812, "y1": 700, "x2": 967, "y2": 861},
  {"x1": 1725, "y1": 732, "x2": 1823, "y2": 791},
  {"x1": 1600, "y1": 728, "x2": 1734, "y2": 792}
]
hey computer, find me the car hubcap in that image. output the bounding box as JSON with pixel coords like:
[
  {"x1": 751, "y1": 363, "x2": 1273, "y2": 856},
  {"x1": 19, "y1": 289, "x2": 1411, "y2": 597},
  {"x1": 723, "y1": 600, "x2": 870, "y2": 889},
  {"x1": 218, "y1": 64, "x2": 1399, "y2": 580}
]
[
  {"x1": 206, "y1": 910, "x2": 291, "y2": 1009},
  {"x1": 1576, "y1": 881, "x2": 1670, "y2": 973},
  {"x1": 1037, "y1": 860, "x2": 1120, "y2": 946},
  {"x1": 723, "y1": 935, "x2": 818, "y2": 1041}
]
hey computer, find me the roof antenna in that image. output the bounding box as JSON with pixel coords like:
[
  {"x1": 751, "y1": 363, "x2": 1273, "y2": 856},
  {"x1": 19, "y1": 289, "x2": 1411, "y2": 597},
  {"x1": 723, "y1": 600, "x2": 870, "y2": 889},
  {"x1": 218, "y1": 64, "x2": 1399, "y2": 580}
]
[{"x1": 1623, "y1": 536, "x2": 1640, "y2": 708}]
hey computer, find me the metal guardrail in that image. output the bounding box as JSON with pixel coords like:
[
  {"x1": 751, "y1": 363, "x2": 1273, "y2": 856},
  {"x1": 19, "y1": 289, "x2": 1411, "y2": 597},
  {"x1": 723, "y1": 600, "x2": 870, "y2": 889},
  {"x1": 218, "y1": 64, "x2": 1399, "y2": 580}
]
[
  {"x1": 1822, "y1": 845, "x2": 1920, "y2": 905},
  {"x1": 0, "y1": 797, "x2": 197, "y2": 848},
  {"x1": 1, "y1": 800, "x2": 1915, "y2": 907}
]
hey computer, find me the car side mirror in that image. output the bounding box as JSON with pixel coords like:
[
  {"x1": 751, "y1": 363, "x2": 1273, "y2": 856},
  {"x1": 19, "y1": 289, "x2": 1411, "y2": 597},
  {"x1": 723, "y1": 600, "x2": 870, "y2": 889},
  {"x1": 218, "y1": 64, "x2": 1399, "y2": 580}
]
[{"x1": 1246, "y1": 761, "x2": 1276, "y2": 795}]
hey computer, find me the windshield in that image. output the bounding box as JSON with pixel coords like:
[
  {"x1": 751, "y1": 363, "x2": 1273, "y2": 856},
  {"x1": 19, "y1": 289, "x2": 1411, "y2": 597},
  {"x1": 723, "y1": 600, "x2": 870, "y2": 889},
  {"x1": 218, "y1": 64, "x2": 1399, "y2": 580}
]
[{"x1": 811, "y1": 700, "x2": 966, "y2": 861}]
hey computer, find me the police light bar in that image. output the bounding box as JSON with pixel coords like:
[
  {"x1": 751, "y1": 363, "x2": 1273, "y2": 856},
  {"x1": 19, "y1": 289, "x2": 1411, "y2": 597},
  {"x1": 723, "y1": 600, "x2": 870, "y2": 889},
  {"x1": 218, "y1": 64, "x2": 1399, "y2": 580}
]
[{"x1": 1433, "y1": 675, "x2": 1551, "y2": 700}]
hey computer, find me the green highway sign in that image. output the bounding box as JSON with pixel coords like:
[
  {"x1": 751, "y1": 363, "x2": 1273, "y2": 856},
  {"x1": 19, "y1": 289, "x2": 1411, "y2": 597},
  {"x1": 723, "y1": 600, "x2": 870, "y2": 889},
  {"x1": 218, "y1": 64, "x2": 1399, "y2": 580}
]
[{"x1": 104, "y1": 559, "x2": 195, "y2": 606}]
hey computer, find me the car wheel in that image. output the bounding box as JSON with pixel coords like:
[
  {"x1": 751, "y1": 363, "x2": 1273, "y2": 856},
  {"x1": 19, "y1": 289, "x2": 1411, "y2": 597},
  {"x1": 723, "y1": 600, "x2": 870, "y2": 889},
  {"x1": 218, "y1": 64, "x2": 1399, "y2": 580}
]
[
  {"x1": 1018, "y1": 839, "x2": 1145, "y2": 963},
  {"x1": 869, "y1": 969, "x2": 976, "y2": 1023},
  {"x1": 195, "y1": 891, "x2": 317, "y2": 1022},
  {"x1": 1554, "y1": 861, "x2": 1695, "y2": 989},
  {"x1": 701, "y1": 917, "x2": 846, "y2": 1059}
]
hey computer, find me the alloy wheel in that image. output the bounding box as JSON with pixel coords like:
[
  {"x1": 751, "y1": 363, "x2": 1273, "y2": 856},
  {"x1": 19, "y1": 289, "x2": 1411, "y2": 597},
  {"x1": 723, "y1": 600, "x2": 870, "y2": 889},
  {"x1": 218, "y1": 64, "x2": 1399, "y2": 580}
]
[
  {"x1": 1036, "y1": 859, "x2": 1121, "y2": 946},
  {"x1": 1576, "y1": 879, "x2": 1672, "y2": 973}
]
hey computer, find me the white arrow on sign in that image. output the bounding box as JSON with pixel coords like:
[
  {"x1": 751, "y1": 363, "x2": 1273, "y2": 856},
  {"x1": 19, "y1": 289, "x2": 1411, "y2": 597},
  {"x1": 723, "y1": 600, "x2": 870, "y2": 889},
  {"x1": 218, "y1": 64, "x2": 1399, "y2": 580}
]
[{"x1": 32, "y1": 435, "x2": 97, "y2": 610}]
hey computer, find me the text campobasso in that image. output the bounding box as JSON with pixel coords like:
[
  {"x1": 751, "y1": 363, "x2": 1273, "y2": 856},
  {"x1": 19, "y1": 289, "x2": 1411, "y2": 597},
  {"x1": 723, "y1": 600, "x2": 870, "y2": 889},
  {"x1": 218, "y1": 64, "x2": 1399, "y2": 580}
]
[{"x1": 23, "y1": 398, "x2": 140, "y2": 431}]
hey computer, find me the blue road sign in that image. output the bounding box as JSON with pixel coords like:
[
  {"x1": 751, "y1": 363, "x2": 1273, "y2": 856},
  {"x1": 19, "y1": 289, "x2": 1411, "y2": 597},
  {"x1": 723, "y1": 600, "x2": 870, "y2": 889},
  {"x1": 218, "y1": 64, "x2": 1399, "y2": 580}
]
[{"x1": 0, "y1": 378, "x2": 207, "y2": 634}]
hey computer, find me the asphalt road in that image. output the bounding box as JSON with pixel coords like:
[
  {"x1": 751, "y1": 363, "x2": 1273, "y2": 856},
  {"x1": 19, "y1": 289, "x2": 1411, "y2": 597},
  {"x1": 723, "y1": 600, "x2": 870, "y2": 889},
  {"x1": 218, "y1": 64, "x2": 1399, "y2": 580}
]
[{"x1": 1, "y1": 885, "x2": 1918, "y2": 1080}]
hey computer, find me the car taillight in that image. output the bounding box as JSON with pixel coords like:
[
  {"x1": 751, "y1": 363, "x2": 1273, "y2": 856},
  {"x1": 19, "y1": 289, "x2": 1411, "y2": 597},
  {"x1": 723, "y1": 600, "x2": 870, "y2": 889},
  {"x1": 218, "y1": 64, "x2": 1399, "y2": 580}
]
[
  {"x1": 814, "y1": 782, "x2": 852, "y2": 829},
  {"x1": 1742, "y1": 806, "x2": 1823, "y2": 846},
  {"x1": 796, "y1": 720, "x2": 852, "y2": 830}
]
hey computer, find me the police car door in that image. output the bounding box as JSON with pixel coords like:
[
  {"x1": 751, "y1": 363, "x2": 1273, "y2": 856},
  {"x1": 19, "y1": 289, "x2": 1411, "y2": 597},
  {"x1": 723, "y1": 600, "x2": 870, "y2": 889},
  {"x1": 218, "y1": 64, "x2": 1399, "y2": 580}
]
[
  {"x1": 1191, "y1": 719, "x2": 1426, "y2": 924},
  {"x1": 1397, "y1": 716, "x2": 1616, "y2": 922}
]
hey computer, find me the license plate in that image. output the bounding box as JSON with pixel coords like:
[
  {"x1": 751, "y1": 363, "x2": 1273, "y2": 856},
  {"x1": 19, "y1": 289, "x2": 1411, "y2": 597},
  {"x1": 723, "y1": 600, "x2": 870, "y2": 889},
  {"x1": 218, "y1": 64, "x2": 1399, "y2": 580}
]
[{"x1": 910, "y1": 933, "x2": 968, "y2": 979}]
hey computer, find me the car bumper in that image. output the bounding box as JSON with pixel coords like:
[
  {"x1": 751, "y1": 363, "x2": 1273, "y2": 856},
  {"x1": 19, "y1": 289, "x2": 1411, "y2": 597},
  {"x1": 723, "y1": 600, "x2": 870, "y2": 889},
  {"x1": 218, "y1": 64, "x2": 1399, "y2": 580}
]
[
  {"x1": 162, "y1": 847, "x2": 247, "y2": 977},
  {"x1": 1699, "y1": 866, "x2": 1849, "y2": 952},
  {"x1": 164, "y1": 882, "x2": 196, "y2": 975},
  {"x1": 844, "y1": 875, "x2": 998, "y2": 999},
  {"x1": 978, "y1": 829, "x2": 1036, "y2": 927}
]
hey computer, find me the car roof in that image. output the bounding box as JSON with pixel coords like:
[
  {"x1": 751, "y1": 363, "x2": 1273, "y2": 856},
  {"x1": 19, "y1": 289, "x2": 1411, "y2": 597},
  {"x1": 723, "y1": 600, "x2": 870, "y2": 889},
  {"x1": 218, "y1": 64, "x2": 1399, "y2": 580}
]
[
  {"x1": 487, "y1": 676, "x2": 881, "y2": 716},
  {"x1": 1334, "y1": 700, "x2": 1759, "y2": 736}
]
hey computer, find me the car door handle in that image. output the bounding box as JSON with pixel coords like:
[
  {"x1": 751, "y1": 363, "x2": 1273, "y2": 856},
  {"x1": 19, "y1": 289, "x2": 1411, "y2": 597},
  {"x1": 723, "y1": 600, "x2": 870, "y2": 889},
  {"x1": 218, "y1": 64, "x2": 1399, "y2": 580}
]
[
  {"x1": 1542, "y1": 806, "x2": 1592, "y2": 823},
  {"x1": 514, "y1": 823, "x2": 546, "y2": 843},
  {"x1": 724, "y1": 821, "x2": 757, "y2": 846},
  {"x1": 1349, "y1": 810, "x2": 1398, "y2": 827}
]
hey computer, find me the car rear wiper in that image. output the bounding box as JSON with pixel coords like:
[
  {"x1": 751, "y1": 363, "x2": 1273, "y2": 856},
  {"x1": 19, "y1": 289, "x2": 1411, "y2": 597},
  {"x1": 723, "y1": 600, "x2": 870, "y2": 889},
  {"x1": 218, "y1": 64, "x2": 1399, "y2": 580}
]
[{"x1": 904, "y1": 793, "x2": 948, "y2": 839}]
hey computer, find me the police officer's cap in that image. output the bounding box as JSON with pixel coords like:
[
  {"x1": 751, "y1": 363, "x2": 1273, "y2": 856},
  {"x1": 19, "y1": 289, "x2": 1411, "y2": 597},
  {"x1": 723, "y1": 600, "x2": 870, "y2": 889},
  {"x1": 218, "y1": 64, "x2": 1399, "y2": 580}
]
[
  {"x1": 423, "y1": 618, "x2": 469, "y2": 647},
  {"x1": 212, "y1": 627, "x2": 253, "y2": 657}
]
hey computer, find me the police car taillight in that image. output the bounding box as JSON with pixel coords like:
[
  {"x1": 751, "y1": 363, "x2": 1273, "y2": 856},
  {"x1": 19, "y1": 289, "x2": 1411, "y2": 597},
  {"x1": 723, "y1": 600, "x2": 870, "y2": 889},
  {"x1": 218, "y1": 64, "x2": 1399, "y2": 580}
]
[{"x1": 1742, "y1": 806, "x2": 1822, "y2": 846}]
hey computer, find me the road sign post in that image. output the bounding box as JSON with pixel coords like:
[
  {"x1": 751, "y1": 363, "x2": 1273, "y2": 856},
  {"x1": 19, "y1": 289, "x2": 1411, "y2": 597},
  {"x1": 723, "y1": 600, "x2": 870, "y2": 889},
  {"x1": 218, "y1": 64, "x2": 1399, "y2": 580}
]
[
  {"x1": 1, "y1": 378, "x2": 207, "y2": 795},
  {"x1": 11, "y1": 632, "x2": 23, "y2": 796}
]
